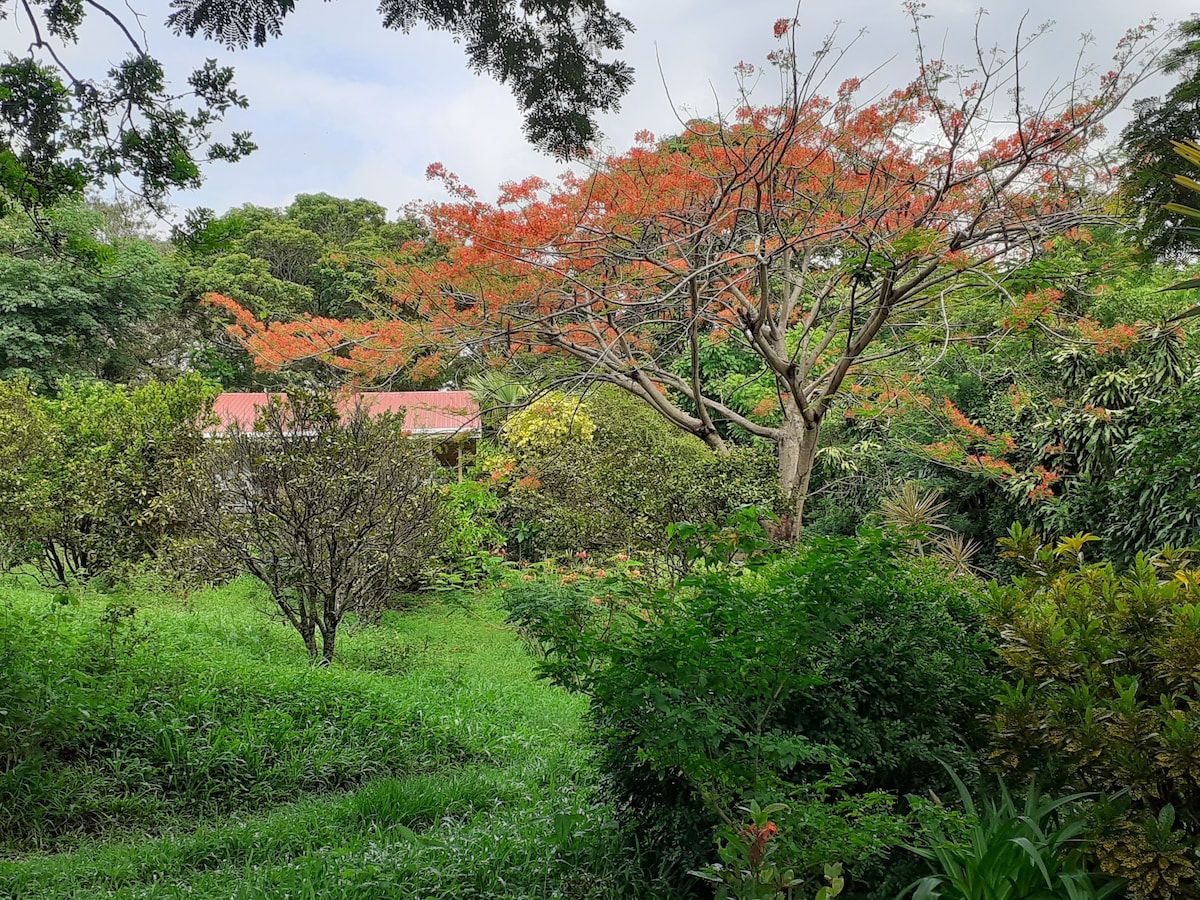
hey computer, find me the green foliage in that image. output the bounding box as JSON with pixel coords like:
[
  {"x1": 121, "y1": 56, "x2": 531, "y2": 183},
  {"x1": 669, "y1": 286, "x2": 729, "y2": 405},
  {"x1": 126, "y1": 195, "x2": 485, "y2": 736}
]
[
  {"x1": 501, "y1": 390, "x2": 597, "y2": 452},
  {"x1": 0, "y1": 374, "x2": 216, "y2": 584},
  {"x1": 502, "y1": 570, "x2": 643, "y2": 693},
  {"x1": 183, "y1": 389, "x2": 445, "y2": 662},
  {"x1": 1105, "y1": 381, "x2": 1200, "y2": 557},
  {"x1": 989, "y1": 528, "x2": 1200, "y2": 898},
  {"x1": 0, "y1": 378, "x2": 56, "y2": 569},
  {"x1": 0, "y1": 200, "x2": 184, "y2": 384},
  {"x1": 693, "y1": 800, "x2": 847, "y2": 900},
  {"x1": 0, "y1": 23, "x2": 252, "y2": 213},
  {"x1": 430, "y1": 480, "x2": 507, "y2": 589},
  {"x1": 183, "y1": 251, "x2": 316, "y2": 320},
  {"x1": 517, "y1": 535, "x2": 997, "y2": 892},
  {"x1": 1119, "y1": 16, "x2": 1200, "y2": 259},
  {"x1": 493, "y1": 388, "x2": 784, "y2": 558},
  {"x1": 905, "y1": 770, "x2": 1120, "y2": 900}
]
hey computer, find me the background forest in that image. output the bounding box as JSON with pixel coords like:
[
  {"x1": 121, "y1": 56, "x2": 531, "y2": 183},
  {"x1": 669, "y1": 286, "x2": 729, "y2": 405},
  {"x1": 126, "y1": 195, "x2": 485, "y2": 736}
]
[{"x1": 3, "y1": 4, "x2": 1200, "y2": 900}]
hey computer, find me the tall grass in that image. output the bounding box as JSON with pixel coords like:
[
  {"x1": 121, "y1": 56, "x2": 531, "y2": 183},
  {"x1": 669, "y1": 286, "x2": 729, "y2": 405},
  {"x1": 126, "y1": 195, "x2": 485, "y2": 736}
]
[{"x1": 0, "y1": 577, "x2": 674, "y2": 898}]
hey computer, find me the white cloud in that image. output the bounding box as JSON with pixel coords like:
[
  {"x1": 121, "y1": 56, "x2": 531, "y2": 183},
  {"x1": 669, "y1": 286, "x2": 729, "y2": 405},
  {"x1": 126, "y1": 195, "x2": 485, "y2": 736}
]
[{"x1": 8, "y1": 0, "x2": 1194, "y2": 222}]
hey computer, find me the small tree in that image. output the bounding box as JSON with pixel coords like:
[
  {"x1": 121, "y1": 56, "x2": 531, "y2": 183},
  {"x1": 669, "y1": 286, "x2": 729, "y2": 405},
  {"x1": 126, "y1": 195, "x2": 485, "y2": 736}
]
[
  {"x1": 0, "y1": 375, "x2": 215, "y2": 585},
  {"x1": 187, "y1": 390, "x2": 444, "y2": 664}
]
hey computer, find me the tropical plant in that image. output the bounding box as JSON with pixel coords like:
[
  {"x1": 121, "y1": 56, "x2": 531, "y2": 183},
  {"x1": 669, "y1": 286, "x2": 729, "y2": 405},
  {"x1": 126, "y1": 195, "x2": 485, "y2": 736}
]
[
  {"x1": 906, "y1": 771, "x2": 1121, "y2": 900},
  {"x1": 1120, "y1": 16, "x2": 1200, "y2": 260},
  {"x1": 879, "y1": 483, "x2": 949, "y2": 551},
  {"x1": 990, "y1": 526, "x2": 1200, "y2": 898},
  {"x1": 1105, "y1": 380, "x2": 1200, "y2": 556}
]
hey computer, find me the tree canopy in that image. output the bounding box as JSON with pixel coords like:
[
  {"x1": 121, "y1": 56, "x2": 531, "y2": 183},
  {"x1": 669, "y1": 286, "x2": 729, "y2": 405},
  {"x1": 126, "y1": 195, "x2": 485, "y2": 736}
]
[
  {"x1": 1, "y1": 0, "x2": 633, "y2": 215},
  {"x1": 1120, "y1": 16, "x2": 1200, "y2": 258},
  {"x1": 169, "y1": 0, "x2": 634, "y2": 158},
  {"x1": 210, "y1": 15, "x2": 1168, "y2": 535}
]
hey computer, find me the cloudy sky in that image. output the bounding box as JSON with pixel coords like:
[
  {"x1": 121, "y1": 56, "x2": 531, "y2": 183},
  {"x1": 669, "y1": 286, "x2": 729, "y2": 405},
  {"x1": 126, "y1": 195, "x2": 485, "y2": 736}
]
[{"x1": 14, "y1": 0, "x2": 1198, "y2": 222}]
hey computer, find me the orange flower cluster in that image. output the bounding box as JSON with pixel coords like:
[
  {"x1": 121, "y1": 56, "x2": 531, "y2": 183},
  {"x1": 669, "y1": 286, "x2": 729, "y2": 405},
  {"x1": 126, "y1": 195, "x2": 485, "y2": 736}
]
[{"x1": 1078, "y1": 318, "x2": 1138, "y2": 354}]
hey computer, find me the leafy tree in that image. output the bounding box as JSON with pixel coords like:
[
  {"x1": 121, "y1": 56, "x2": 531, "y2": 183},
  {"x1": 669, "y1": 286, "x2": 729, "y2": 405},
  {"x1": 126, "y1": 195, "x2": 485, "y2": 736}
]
[
  {"x1": 183, "y1": 251, "x2": 314, "y2": 321},
  {"x1": 0, "y1": 200, "x2": 183, "y2": 385},
  {"x1": 486, "y1": 387, "x2": 782, "y2": 558},
  {"x1": 184, "y1": 390, "x2": 444, "y2": 663},
  {"x1": 284, "y1": 193, "x2": 390, "y2": 245},
  {"x1": 215, "y1": 15, "x2": 1167, "y2": 535},
  {"x1": 1120, "y1": 16, "x2": 1200, "y2": 259},
  {"x1": 0, "y1": 375, "x2": 216, "y2": 584},
  {"x1": 167, "y1": 0, "x2": 634, "y2": 157},
  {"x1": 174, "y1": 195, "x2": 434, "y2": 386},
  {"x1": 0, "y1": 3, "x2": 252, "y2": 212}
]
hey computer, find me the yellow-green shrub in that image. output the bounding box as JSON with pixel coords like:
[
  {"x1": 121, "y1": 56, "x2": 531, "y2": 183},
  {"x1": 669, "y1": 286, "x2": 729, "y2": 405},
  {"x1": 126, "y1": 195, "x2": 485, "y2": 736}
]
[
  {"x1": 501, "y1": 391, "x2": 595, "y2": 453},
  {"x1": 989, "y1": 527, "x2": 1200, "y2": 899}
]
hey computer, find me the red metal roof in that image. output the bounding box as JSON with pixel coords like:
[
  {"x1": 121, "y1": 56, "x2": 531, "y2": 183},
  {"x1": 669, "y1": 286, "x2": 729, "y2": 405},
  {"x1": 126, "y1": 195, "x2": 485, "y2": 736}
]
[{"x1": 209, "y1": 391, "x2": 481, "y2": 436}]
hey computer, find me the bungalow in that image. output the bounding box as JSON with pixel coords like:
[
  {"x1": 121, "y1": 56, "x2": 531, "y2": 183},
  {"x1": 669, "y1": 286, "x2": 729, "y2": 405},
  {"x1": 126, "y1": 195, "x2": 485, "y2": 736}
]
[{"x1": 208, "y1": 390, "x2": 482, "y2": 473}]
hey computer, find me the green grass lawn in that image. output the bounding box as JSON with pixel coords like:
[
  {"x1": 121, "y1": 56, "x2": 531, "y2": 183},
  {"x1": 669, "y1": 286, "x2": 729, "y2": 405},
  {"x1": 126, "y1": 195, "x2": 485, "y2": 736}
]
[{"x1": 0, "y1": 578, "x2": 652, "y2": 899}]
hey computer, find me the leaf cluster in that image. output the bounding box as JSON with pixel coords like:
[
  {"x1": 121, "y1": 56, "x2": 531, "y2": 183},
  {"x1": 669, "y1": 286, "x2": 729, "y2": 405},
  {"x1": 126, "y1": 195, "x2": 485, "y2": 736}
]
[
  {"x1": 166, "y1": 0, "x2": 634, "y2": 158},
  {"x1": 515, "y1": 534, "x2": 998, "y2": 892},
  {"x1": 1, "y1": 1, "x2": 253, "y2": 212},
  {"x1": 990, "y1": 526, "x2": 1200, "y2": 898},
  {"x1": 906, "y1": 772, "x2": 1120, "y2": 900}
]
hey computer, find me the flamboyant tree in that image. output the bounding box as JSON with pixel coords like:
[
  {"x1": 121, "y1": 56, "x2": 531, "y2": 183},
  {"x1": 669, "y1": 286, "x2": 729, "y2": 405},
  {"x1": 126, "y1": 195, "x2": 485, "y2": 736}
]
[{"x1": 211, "y1": 13, "x2": 1167, "y2": 534}]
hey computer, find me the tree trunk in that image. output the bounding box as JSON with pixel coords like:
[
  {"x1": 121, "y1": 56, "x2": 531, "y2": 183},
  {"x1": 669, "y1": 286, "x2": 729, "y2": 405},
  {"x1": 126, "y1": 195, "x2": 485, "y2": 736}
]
[
  {"x1": 778, "y1": 412, "x2": 823, "y2": 541},
  {"x1": 299, "y1": 620, "x2": 319, "y2": 661},
  {"x1": 318, "y1": 622, "x2": 337, "y2": 667}
]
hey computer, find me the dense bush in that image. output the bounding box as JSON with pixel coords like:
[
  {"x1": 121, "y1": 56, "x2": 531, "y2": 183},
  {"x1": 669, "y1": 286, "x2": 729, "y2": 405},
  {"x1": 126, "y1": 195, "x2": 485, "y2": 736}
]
[
  {"x1": 1105, "y1": 381, "x2": 1200, "y2": 559},
  {"x1": 493, "y1": 388, "x2": 783, "y2": 558},
  {"x1": 0, "y1": 375, "x2": 215, "y2": 584},
  {"x1": 989, "y1": 527, "x2": 1200, "y2": 899},
  {"x1": 509, "y1": 536, "x2": 998, "y2": 893}
]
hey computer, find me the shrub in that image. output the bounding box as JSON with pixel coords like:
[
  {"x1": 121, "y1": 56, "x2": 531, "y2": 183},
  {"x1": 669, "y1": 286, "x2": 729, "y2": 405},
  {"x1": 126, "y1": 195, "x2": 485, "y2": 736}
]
[
  {"x1": 429, "y1": 480, "x2": 507, "y2": 589},
  {"x1": 520, "y1": 535, "x2": 998, "y2": 892},
  {"x1": 183, "y1": 390, "x2": 445, "y2": 664},
  {"x1": 0, "y1": 375, "x2": 216, "y2": 584},
  {"x1": 494, "y1": 388, "x2": 783, "y2": 558},
  {"x1": 989, "y1": 526, "x2": 1200, "y2": 899},
  {"x1": 0, "y1": 378, "x2": 58, "y2": 570},
  {"x1": 500, "y1": 390, "x2": 596, "y2": 452}
]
